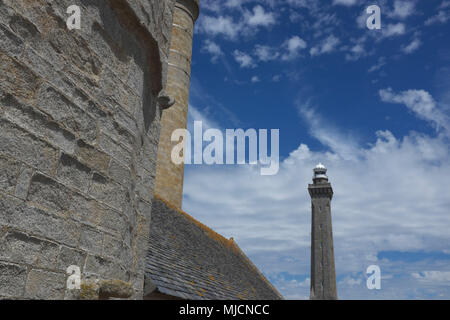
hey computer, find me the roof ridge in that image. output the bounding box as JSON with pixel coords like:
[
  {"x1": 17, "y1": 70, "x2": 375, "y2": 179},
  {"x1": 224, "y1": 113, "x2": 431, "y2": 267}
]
[{"x1": 153, "y1": 194, "x2": 238, "y2": 252}]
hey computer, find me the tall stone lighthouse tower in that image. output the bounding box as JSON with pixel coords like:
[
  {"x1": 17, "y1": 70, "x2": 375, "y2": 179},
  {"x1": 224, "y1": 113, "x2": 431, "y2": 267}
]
[
  {"x1": 154, "y1": 0, "x2": 200, "y2": 208},
  {"x1": 308, "y1": 163, "x2": 338, "y2": 300}
]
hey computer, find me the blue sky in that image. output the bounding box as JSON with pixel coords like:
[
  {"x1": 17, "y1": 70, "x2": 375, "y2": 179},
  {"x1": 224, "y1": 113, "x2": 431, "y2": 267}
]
[{"x1": 181, "y1": 0, "x2": 450, "y2": 299}]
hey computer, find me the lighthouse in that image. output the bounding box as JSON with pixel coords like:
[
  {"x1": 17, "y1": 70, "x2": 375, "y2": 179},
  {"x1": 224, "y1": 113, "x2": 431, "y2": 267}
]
[{"x1": 308, "y1": 163, "x2": 338, "y2": 300}]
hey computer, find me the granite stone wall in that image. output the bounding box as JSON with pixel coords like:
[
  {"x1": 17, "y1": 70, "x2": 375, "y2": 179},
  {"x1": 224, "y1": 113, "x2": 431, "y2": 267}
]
[{"x1": 0, "y1": 0, "x2": 175, "y2": 299}]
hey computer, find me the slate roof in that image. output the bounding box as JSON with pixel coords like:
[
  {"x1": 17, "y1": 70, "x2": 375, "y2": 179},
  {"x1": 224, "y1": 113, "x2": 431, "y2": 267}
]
[{"x1": 145, "y1": 195, "x2": 284, "y2": 300}]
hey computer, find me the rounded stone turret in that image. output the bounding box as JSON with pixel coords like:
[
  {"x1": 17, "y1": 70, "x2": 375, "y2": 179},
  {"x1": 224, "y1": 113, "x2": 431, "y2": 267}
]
[{"x1": 154, "y1": 0, "x2": 200, "y2": 208}]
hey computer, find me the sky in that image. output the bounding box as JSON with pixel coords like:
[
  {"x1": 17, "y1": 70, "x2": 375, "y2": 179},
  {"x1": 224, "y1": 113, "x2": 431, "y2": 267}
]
[{"x1": 180, "y1": 0, "x2": 450, "y2": 299}]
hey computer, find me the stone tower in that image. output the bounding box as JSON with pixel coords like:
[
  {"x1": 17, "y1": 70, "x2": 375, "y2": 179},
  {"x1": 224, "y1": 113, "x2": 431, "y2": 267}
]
[
  {"x1": 0, "y1": 0, "x2": 177, "y2": 299},
  {"x1": 154, "y1": 0, "x2": 200, "y2": 208},
  {"x1": 308, "y1": 163, "x2": 338, "y2": 300}
]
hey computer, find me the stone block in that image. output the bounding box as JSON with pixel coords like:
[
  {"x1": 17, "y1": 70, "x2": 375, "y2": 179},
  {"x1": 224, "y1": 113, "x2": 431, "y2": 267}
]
[
  {"x1": 25, "y1": 269, "x2": 66, "y2": 299},
  {"x1": 0, "y1": 262, "x2": 27, "y2": 298},
  {"x1": 15, "y1": 165, "x2": 34, "y2": 199},
  {"x1": 0, "y1": 230, "x2": 58, "y2": 269},
  {"x1": 89, "y1": 173, "x2": 127, "y2": 212},
  {"x1": 21, "y1": 45, "x2": 64, "y2": 84},
  {"x1": 37, "y1": 85, "x2": 97, "y2": 143},
  {"x1": 56, "y1": 153, "x2": 92, "y2": 193},
  {"x1": 0, "y1": 154, "x2": 20, "y2": 193},
  {"x1": 102, "y1": 234, "x2": 124, "y2": 261},
  {"x1": 0, "y1": 231, "x2": 41, "y2": 265},
  {"x1": 109, "y1": 159, "x2": 132, "y2": 187},
  {"x1": 2, "y1": 93, "x2": 76, "y2": 154},
  {"x1": 98, "y1": 206, "x2": 128, "y2": 238},
  {"x1": 0, "y1": 119, "x2": 58, "y2": 175},
  {"x1": 75, "y1": 140, "x2": 110, "y2": 174},
  {"x1": 113, "y1": 105, "x2": 138, "y2": 136},
  {"x1": 85, "y1": 255, "x2": 129, "y2": 282},
  {"x1": 38, "y1": 240, "x2": 59, "y2": 269},
  {"x1": 28, "y1": 173, "x2": 72, "y2": 212},
  {"x1": 57, "y1": 246, "x2": 86, "y2": 272},
  {"x1": 0, "y1": 193, "x2": 79, "y2": 247},
  {"x1": 68, "y1": 192, "x2": 104, "y2": 226},
  {"x1": 98, "y1": 133, "x2": 132, "y2": 166},
  {"x1": 47, "y1": 24, "x2": 102, "y2": 79},
  {"x1": 0, "y1": 22, "x2": 24, "y2": 59},
  {"x1": 80, "y1": 225, "x2": 103, "y2": 256},
  {"x1": 98, "y1": 66, "x2": 133, "y2": 115},
  {"x1": 135, "y1": 168, "x2": 156, "y2": 203},
  {"x1": 0, "y1": 51, "x2": 41, "y2": 103}
]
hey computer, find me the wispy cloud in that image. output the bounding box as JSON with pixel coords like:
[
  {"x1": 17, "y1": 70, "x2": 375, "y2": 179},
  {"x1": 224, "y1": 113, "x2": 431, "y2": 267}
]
[
  {"x1": 201, "y1": 40, "x2": 224, "y2": 63},
  {"x1": 379, "y1": 88, "x2": 450, "y2": 132},
  {"x1": 425, "y1": 10, "x2": 450, "y2": 26},
  {"x1": 310, "y1": 35, "x2": 340, "y2": 56},
  {"x1": 402, "y1": 38, "x2": 421, "y2": 54},
  {"x1": 368, "y1": 56, "x2": 387, "y2": 73},
  {"x1": 332, "y1": 0, "x2": 359, "y2": 6},
  {"x1": 233, "y1": 50, "x2": 257, "y2": 68}
]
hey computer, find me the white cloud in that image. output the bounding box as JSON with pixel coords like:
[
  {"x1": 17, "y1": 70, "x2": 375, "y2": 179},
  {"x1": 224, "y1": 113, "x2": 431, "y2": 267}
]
[
  {"x1": 333, "y1": 0, "x2": 359, "y2": 6},
  {"x1": 345, "y1": 43, "x2": 367, "y2": 61},
  {"x1": 425, "y1": 10, "x2": 450, "y2": 26},
  {"x1": 272, "y1": 74, "x2": 281, "y2": 82},
  {"x1": 379, "y1": 88, "x2": 450, "y2": 132},
  {"x1": 254, "y1": 45, "x2": 280, "y2": 62},
  {"x1": 382, "y1": 23, "x2": 406, "y2": 38},
  {"x1": 368, "y1": 56, "x2": 386, "y2": 73},
  {"x1": 286, "y1": 0, "x2": 320, "y2": 9},
  {"x1": 251, "y1": 75, "x2": 260, "y2": 83},
  {"x1": 183, "y1": 89, "x2": 450, "y2": 299},
  {"x1": 289, "y1": 10, "x2": 303, "y2": 23},
  {"x1": 298, "y1": 105, "x2": 361, "y2": 160},
  {"x1": 389, "y1": 0, "x2": 416, "y2": 19},
  {"x1": 339, "y1": 276, "x2": 363, "y2": 287},
  {"x1": 197, "y1": 15, "x2": 241, "y2": 39},
  {"x1": 244, "y1": 5, "x2": 276, "y2": 27},
  {"x1": 310, "y1": 35, "x2": 340, "y2": 56},
  {"x1": 224, "y1": 0, "x2": 247, "y2": 9},
  {"x1": 402, "y1": 38, "x2": 421, "y2": 54},
  {"x1": 197, "y1": 4, "x2": 277, "y2": 40},
  {"x1": 356, "y1": 9, "x2": 368, "y2": 29},
  {"x1": 282, "y1": 36, "x2": 308, "y2": 60},
  {"x1": 412, "y1": 271, "x2": 450, "y2": 284},
  {"x1": 253, "y1": 36, "x2": 307, "y2": 62},
  {"x1": 200, "y1": 0, "x2": 222, "y2": 12},
  {"x1": 440, "y1": 1, "x2": 450, "y2": 9},
  {"x1": 201, "y1": 40, "x2": 224, "y2": 63},
  {"x1": 233, "y1": 50, "x2": 256, "y2": 68},
  {"x1": 187, "y1": 104, "x2": 221, "y2": 132}
]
